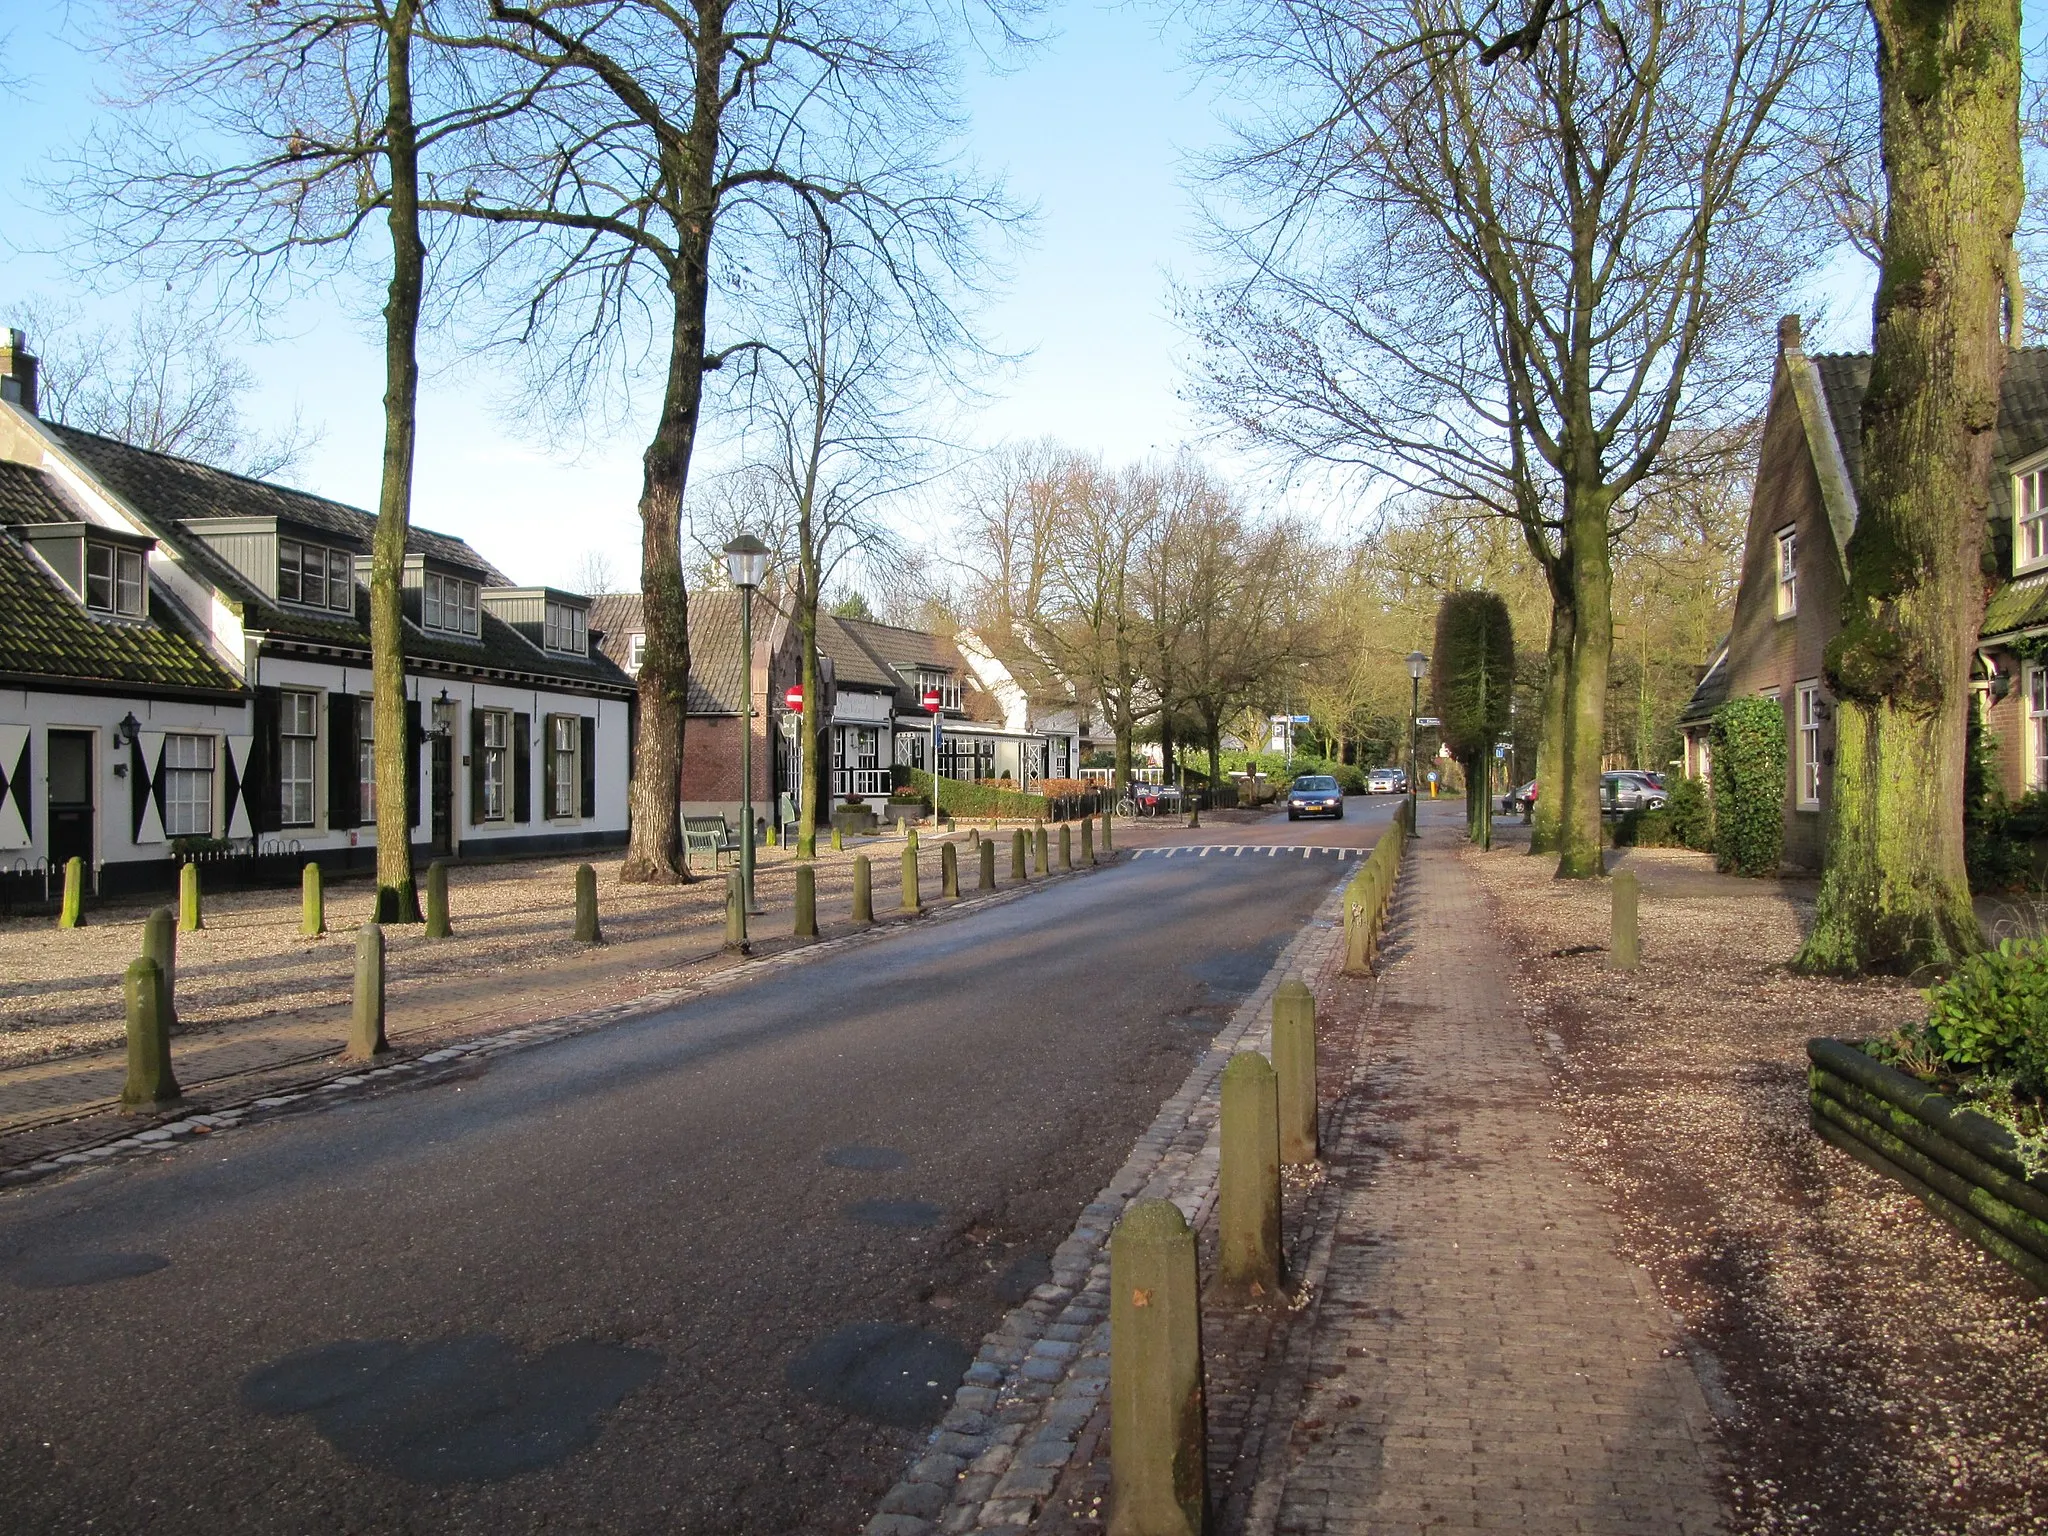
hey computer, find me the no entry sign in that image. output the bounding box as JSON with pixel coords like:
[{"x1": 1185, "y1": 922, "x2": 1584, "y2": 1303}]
[
  {"x1": 784, "y1": 685, "x2": 804, "y2": 711},
  {"x1": 922, "y1": 687, "x2": 942, "y2": 713}
]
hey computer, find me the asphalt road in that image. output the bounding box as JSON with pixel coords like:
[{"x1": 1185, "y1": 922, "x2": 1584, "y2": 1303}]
[{"x1": 0, "y1": 804, "x2": 1391, "y2": 1534}]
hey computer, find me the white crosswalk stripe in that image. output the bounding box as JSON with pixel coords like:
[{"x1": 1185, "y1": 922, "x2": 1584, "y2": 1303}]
[{"x1": 1128, "y1": 845, "x2": 1361, "y2": 860}]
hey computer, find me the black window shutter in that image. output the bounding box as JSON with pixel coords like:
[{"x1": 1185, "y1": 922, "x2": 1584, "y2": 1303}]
[
  {"x1": 327, "y1": 693, "x2": 359, "y2": 829},
  {"x1": 541, "y1": 714, "x2": 558, "y2": 821},
  {"x1": 405, "y1": 699, "x2": 423, "y2": 830},
  {"x1": 248, "y1": 687, "x2": 282, "y2": 833},
  {"x1": 469, "y1": 708, "x2": 487, "y2": 824},
  {"x1": 513, "y1": 712, "x2": 531, "y2": 824},
  {"x1": 580, "y1": 715, "x2": 597, "y2": 819}
]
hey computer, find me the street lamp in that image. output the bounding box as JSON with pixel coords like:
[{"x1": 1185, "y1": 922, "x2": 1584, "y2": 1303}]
[
  {"x1": 1406, "y1": 650, "x2": 1428, "y2": 823},
  {"x1": 724, "y1": 534, "x2": 770, "y2": 940}
]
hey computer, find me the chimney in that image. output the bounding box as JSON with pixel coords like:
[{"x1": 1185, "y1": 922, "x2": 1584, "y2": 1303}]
[
  {"x1": 1777, "y1": 314, "x2": 1803, "y2": 354},
  {"x1": 0, "y1": 329, "x2": 38, "y2": 416}
]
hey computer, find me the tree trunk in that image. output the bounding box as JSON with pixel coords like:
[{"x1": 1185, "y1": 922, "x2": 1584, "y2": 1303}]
[
  {"x1": 371, "y1": 0, "x2": 424, "y2": 924},
  {"x1": 797, "y1": 610, "x2": 820, "y2": 859},
  {"x1": 1556, "y1": 491, "x2": 1614, "y2": 879},
  {"x1": 1797, "y1": 0, "x2": 2018, "y2": 972},
  {"x1": 1529, "y1": 587, "x2": 1575, "y2": 856},
  {"x1": 621, "y1": 5, "x2": 725, "y2": 884}
]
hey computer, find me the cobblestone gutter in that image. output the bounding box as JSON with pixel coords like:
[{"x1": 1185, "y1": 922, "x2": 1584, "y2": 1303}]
[{"x1": 864, "y1": 874, "x2": 1352, "y2": 1536}]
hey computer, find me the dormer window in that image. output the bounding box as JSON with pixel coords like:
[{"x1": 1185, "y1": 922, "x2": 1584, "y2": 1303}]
[
  {"x1": 915, "y1": 669, "x2": 961, "y2": 711},
  {"x1": 2019, "y1": 466, "x2": 2048, "y2": 571},
  {"x1": 544, "y1": 600, "x2": 588, "y2": 655},
  {"x1": 626, "y1": 634, "x2": 645, "y2": 674},
  {"x1": 278, "y1": 537, "x2": 356, "y2": 613},
  {"x1": 424, "y1": 570, "x2": 480, "y2": 636},
  {"x1": 86, "y1": 542, "x2": 146, "y2": 617}
]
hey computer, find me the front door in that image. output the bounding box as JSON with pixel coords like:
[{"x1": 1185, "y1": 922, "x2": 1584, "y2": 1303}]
[
  {"x1": 47, "y1": 730, "x2": 94, "y2": 869},
  {"x1": 430, "y1": 735, "x2": 454, "y2": 856}
]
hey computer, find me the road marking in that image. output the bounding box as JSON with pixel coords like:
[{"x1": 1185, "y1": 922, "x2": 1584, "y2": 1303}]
[{"x1": 1128, "y1": 846, "x2": 1361, "y2": 860}]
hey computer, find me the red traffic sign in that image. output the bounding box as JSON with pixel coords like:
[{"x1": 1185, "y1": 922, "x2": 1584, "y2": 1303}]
[
  {"x1": 922, "y1": 687, "x2": 942, "y2": 712},
  {"x1": 784, "y1": 684, "x2": 804, "y2": 711}
]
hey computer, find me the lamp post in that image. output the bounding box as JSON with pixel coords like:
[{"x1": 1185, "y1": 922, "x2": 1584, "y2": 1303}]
[
  {"x1": 725, "y1": 535, "x2": 771, "y2": 929},
  {"x1": 1406, "y1": 650, "x2": 1428, "y2": 824}
]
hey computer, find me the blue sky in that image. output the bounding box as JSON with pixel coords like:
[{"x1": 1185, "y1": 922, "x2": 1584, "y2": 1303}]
[{"x1": 2, "y1": 1, "x2": 1239, "y2": 590}]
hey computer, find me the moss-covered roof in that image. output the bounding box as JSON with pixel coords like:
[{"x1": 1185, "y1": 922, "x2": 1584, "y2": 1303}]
[
  {"x1": 1984, "y1": 573, "x2": 2048, "y2": 638},
  {"x1": 0, "y1": 461, "x2": 242, "y2": 695}
]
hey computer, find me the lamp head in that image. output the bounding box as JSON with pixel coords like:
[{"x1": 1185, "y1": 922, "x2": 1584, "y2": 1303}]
[
  {"x1": 1406, "y1": 650, "x2": 1428, "y2": 681},
  {"x1": 724, "y1": 534, "x2": 771, "y2": 591}
]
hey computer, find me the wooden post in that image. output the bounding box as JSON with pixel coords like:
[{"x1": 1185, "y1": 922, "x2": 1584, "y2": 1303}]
[
  {"x1": 574, "y1": 863, "x2": 602, "y2": 943},
  {"x1": 794, "y1": 864, "x2": 818, "y2": 937},
  {"x1": 831, "y1": 824, "x2": 843, "y2": 852},
  {"x1": 58, "y1": 855, "x2": 85, "y2": 929},
  {"x1": 1109, "y1": 1199, "x2": 1207, "y2": 1536},
  {"x1": 141, "y1": 907, "x2": 178, "y2": 1031},
  {"x1": 1272, "y1": 980, "x2": 1317, "y2": 1164},
  {"x1": 179, "y1": 860, "x2": 203, "y2": 933},
  {"x1": 1102, "y1": 808, "x2": 1114, "y2": 853},
  {"x1": 901, "y1": 843, "x2": 922, "y2": 913},
  {"x1": 1611, "y1": 867, "x2": 1640, "y2": 971},
  {"x1": 979, "y1": 838, "x2": 996, "y2": 891},
  {"x1": 853, "y1": 855, "x2": 874, "y2": 924},
  {"x1": 348, "y1": 923, "x2": 389, "y2": 1060},
  {"x1": 301, "y1": 862, "x2": 325, "y2": 937},
  {"x1": 1216, "y1": 1051, "x2": 1283, "y2": 1303},
  {"x1": 1081, "y1": 816, "x2": 1095, "y2": 866},
  {"x1": 120, "y1": 956, "x2": 181, "y2": 1110},
  {"x1": 1059, "y1": 823, "x2": 1073, "y2": 871},
  {"x1": 941, "y1": 841, "x2": 960, "y2": 899},
  {"x1": 1011, "y1": 828, "x2": 1028, "y2": 882},
  {"x1": 425, "y1": 859, "x2": 451, "y2": 939},
  {"x1": 1034, "y1": 823, "x2": 1048, "y2": 875}
]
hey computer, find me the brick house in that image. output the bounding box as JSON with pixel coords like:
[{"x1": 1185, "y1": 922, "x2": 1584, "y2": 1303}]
[
  {"x1": 0, "y1": 330, "x2": 635, "y2": 898},
  {"x1": 1678, "y1": 317, "x2": 2048, "y2": 870}
]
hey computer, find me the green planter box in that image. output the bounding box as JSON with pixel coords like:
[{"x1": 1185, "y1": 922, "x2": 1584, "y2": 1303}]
[{"x1": 1808, "y1": 1038, "x2": 2048, "y2": 1290}]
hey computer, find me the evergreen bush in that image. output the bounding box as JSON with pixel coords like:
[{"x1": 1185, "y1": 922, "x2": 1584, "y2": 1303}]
[
  {"x1": 1709, "y1": 698, "x2": 1786, "y2": 877},
  {"x1": 1663, "y1": 776, "x2": 1713, "y2": 852},
  {"x1": 1908, "y1": 939, "x2": 2048, "y2": 1093},
  {"x1": 901, "y1": 769, "x2": 1046, "y2": 819}
]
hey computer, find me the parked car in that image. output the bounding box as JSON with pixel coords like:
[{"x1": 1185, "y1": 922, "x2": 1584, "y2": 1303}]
[
  {"x1": 1602, "y1": 770, "x2": 1667, "y2": 813},
  {"x1": 1286, "y1": 774, "x2": 1345, "y2": 821},
  {"x1": 1502, "y1": 779, "x2": 1538, "y2": 813},
  {"x1": 1366, "y1": 767, "x2": 1402, "y2": 794}
]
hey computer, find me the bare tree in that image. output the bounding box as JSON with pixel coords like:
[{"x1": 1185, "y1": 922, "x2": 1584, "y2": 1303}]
[{"x1": 1187, "y1": 0, "x2": 1835, "y2": 877}]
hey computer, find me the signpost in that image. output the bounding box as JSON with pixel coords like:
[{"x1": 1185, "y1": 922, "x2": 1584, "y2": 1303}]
[{"x1": 924, "y1": 687, "x2": 943, "y2": 825}]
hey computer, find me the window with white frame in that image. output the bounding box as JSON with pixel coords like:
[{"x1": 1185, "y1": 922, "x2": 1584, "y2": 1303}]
[
  {"x1": 2031, "y1": 665, "x2": 2048, "y2": 791},
  {"x1": 550, "y1": 714, "x2": 578, "y2": 818},
  {"x1": 1775, "y1": 527, "x2": 1798, "y2": 617},
  {"x1": 423, "y1": 571, "x2": 481, "y2": 636},
  {"x1": 544, "y1": 601, "x2": 588, "y2": 655},
  {"x1": 279, "y1": 690, "x2": 319, "y2": 826},
  {"x1": 1797, "y1": 682, "x2": 1824, "y2": 808},
  {"x1": 84, "y1": 543, "x2": 147, "y2": 618},
  {"x1": 357, "y1": 696, "x2": 376, "y2": 818},
  {"x1": 278, "y1": 539, "x2": 356, "y2": 612},
  {"x1": 626, "y1": 634, "x2": 645, "y2": 674},
  {"x1": 915, "y1": 670, "x2": 960, "y2": 710},
  {"x1": 2019, "y1": 467, "x2": 2048, "y2": 571},
  {"x1": 480, "y1": 709, "x2": 509, "y2": 820},
  {"x1": 162, "y1": 734, "x2": 215, "y2": 836}
]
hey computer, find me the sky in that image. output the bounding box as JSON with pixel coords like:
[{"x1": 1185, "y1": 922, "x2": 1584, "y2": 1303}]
[{"x1": 1, "y1": 0, "x2": 1243, "y2": 592}]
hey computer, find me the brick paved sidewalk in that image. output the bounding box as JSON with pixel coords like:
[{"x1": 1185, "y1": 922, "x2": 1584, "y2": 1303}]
[{"x1": 1242, "y1": 813, "x2": 1728, "y2": 1535}]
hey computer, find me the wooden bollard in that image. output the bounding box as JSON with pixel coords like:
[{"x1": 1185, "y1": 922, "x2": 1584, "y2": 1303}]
[
  {"x1": 425, "y1": 859, "x2": 451, "y2": 939},
  {"x1": 979, "y1": 838, "x2": 996, "y2": 891},
  {"x1": 831, "y1": 824, "x2": 844, "y2": 852},
  {"x1": 794, "y1": 864, "x2": 818, "y2": 937},
  {"x1": 1216, "y1": 1051, "x2": 1283, "y2": 1303},
  {"x1": 141, "y1": 907, "x2": 177, "y2": 1031},
  {"x1": 1101, "y1": 809, "x2": 1114, "y2": 853},
  {"x1": 1081, "y1": 816, "x2": 1095, "y2": 865},
  {"x1": 1109, "y1": 1199, "x2": 1207, "y2": 1536},
  {"x1": 302, "y1": 862, "x2": 325, "y2": 937},
  {"x1": 1611, "y1": 867, "x2": 1640, "y2": 971},
  {"x1": 120, "y1": 956, "x2": 181, "y2": 1110},
  {"x1": 1034, "y1": 823, "x2": 1048, "y2": 874},
  {"x1": 58, "y1": 855, "x2": 85, "y2": 929},
  {"x1": 724, "y1": 870, "x2": 747, "y2": 951},
  {"x1": 574, "y1": 863, "x2": 602, "y2": 943},
  {"x1": 1011, "y1": 828, "x2": 1027, "y2": 881},
  {"x1": 941, "y1": 841, "x2": 960, "y2": 899},
  {"x1": 908, "y1": 825, "x2": 920, "y2": 855},
  {"x1": 179, "y1": 860, "x2": 203, "y2": 932},
  {"x1": 901, "y1": 843, "x2": 922, "y2": 913},
  {"x1": 1272, "y1": 980, "x2": 1317, "y2": 1164},
  {"x1": 852, "y1": 855, "x2": 874, "y2": 924},
  {"x1": 969, "y1": 827, "x2": 981, "y2": 848},
  {"x1": 1059, "y1": 823, "x2": 1073, "y2": 871},
  {"x1": 348, "y1": 923, "x2": 388, "y2": 1060},
  {"x1": 1188, "y1": 800, "x2": 1200, "y2": 830}
]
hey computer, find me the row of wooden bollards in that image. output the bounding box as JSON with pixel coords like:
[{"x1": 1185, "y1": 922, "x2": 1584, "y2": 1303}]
[
  {"x1": 55, "y1": 857, "x2": 206, "y2": 933},
  {"x1": 1342, "y1": 799, "x2": 1412, "y2": 974},
  {"x1": 1109, "y1": 980, "x2": 1321, "y2": 1533},
  {"x1": 727, "y1": 815, "x2": 1111, "y2": 949}
]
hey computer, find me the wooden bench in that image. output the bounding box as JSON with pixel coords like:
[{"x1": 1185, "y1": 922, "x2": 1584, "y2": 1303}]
[{"x1": 683, "y1": 815, "x2": 741, "y2": 870}]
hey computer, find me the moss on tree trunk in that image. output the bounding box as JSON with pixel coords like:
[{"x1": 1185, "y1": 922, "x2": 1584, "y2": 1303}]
[{"x1": 1797, "y1": 0, "x2": 2020, "y2": 972}]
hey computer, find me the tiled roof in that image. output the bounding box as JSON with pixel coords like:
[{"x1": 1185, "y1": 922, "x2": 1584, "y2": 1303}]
[
  {"x1": 818, "y1": 614, "x2": 898, "y2": 691},
  {"x1": 1676, "y1": 636, "x2": 1731, "y2": 726},
  {"x1": 42, "y1": 425, "x2": 629, "y2": 694},
  {"x1": 585, "y1": 590, "x2": 747, "y2": 713},
  {"x1": 0, "y1": 462, "x2": 241, "y2": 694},
  {"x1": 1985, "y1": 572, "x2": 2048, "y2": 637}
]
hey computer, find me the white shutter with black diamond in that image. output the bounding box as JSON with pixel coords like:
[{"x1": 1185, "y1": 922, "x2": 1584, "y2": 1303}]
[
  {"x1": 133, "y1": 731, "x2": 166, "y2": 844},
  {"x1": 0, "y1": 726, "x2": 28, "y2": 851}
]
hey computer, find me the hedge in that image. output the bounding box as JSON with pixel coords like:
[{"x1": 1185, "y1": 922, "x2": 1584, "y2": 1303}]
[
  {"x1": 899, "y1": 769, "x2": 1047, "y2": 819},
  {"x1": 1710, "y1": 697, "x2": 1786, "y2": 877}
]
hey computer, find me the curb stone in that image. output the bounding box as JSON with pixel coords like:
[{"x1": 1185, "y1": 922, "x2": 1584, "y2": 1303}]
[
  {"x1": 862, "y1": 871, "x2": 1354, "y2": 1536},
  {"x1": 0, "y1": 853, "x2": 1121, "y2": 1192}
]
